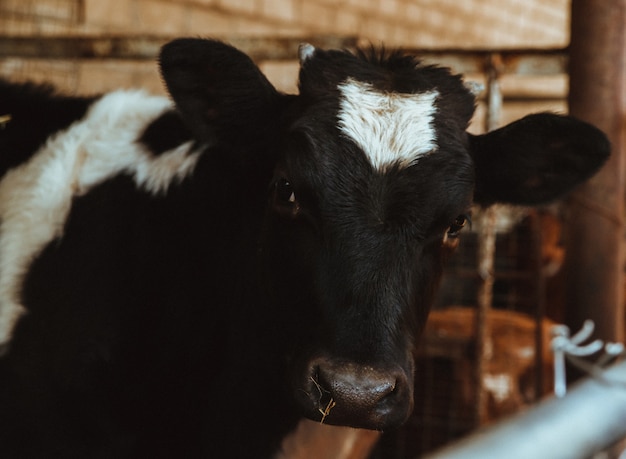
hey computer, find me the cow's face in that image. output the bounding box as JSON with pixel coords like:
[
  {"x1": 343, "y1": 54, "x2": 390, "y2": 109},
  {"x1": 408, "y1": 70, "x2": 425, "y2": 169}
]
[
  {"x1": 264, "y1": 47, "x2": 476, "y2": 429},
  {"x1": 159, "y1": 39, "x2": 609, "y2": 431}
]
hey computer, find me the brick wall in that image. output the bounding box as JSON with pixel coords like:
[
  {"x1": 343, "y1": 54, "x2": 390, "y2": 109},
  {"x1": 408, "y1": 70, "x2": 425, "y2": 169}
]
[
  {"x1": 0, "y1": 0, "x2": 570, "y2": 124},
  {"x1": 0, "y1": 0, "x2": 570, "y2": 47}
]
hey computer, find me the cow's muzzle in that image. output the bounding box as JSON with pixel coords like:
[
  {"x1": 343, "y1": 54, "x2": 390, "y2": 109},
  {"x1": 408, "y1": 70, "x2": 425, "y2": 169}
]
[{"x1": 296, "y1": 355, "x2": 414, "y2": 430}]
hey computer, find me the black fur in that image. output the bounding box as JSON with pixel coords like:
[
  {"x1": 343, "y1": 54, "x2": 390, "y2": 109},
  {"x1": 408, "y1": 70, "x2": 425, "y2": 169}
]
[
  {"x1": 0, "y1": 79, "x2": 96, "y2": 174},
  {"x1": 138, "y1": 110, "x2": 193, "y2": 155}
]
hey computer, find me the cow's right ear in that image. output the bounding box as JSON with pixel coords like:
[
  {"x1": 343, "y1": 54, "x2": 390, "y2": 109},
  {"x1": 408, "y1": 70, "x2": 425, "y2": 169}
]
[{"x1": 159, "y1": 38, "x2": 281, "y2": 148}]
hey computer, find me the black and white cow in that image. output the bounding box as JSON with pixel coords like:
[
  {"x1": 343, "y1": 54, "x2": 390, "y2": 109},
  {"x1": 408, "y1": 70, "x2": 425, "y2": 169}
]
[{"x1": 0, "y1": 39, "x2": 609, "y2": 458}]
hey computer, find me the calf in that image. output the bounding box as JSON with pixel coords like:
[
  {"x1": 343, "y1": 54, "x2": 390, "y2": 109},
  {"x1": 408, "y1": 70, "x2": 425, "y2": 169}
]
[{"x1": 0, "y1": 39, "x2": 609, "y2": 458}]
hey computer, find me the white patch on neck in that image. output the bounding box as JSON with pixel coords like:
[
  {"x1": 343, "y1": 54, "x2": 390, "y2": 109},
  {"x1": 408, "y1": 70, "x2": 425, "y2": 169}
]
[
  {"x1": 337, "y1": 78, "x2": 439, "y2": 171},
  {"x1": 275, "y1": 419, "x2": 380, "y2": 459},
  {"x1": 0, "y1": 89, "x2": 202, "y2": 350}
]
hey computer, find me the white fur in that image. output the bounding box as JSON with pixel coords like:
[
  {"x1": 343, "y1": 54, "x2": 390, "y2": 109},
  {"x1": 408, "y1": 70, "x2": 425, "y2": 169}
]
[
  {"x1": 276, "y1": 419, "x2": 379, "y2": 459},
  {"x1": 298, "y1": 43, "x2": 316, "y2": 64},
  {"x1": 0, "y1": 89, "x2": 202, "y2": 349},
  {"x1": 337, "y1": 78, "x2": 439, "y2": 171}
]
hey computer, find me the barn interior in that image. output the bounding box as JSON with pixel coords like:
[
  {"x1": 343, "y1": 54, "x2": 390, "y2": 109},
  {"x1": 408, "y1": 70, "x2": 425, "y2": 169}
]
[{"x1": 1, "y1": 1, "x2": 624, "y2": 458}]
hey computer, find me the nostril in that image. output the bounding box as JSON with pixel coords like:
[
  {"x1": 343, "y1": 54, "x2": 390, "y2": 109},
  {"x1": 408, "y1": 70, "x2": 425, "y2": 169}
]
[
  {"x1": 305, "y1": 365, "x2": 338, "y2": 422},
  {"x1": 309, "y1": 367, "x2": 330, "y2": 401},
  {"x1": 388, "y1": 379, "x2": 397, "y2": 394},
  {"x1": 373, "y1": 376, "x2": 400, "y2": 404}
]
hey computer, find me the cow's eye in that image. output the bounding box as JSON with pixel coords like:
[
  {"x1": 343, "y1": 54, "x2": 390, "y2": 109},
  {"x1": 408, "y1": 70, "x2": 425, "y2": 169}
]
[
  {"x1": 272, "y1": 177, "x2": 300, "y2": 217},
  {"x1": 447, "y1": 214, "x2": 470, "y2": 238},
  {"x1": 275, "y1": 178, "x2": 296, "y2": 204}
]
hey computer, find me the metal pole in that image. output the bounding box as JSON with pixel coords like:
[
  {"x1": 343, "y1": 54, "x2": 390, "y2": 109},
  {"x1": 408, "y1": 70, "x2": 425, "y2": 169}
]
[
  {"x1": 424, "y1": 360, "x2": 626, "y2": 459},
  {"x1": 564, "y1": 0, "x2": 626, "y2": 363}
]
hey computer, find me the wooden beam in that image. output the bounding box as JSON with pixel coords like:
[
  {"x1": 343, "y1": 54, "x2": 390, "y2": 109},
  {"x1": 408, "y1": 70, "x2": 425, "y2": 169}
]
[
  {"x1": 0, "y1": 35, "x2": 568, "y2": 75},
  {"x1": 0, "y1": 35, "x2": 358, "y2": 61}
]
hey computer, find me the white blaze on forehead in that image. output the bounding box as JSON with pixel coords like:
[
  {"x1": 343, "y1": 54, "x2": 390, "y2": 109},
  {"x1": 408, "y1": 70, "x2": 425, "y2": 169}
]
[{"x1": 337, "y1": 78, "x2": 439, "y2": 171}]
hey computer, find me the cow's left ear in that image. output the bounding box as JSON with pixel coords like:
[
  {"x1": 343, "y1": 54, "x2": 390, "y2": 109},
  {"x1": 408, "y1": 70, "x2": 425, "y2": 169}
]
[
  {"x1": 469, "y1": 113, "x2": 610, "y2": 205},
  {"x1": 159, "y1": 38, "x2": 281, "y2": 149}
]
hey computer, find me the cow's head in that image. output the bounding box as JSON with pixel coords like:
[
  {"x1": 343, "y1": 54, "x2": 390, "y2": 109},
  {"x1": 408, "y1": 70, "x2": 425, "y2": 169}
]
[{"x1": 159, "y1": 39, "x2": 609, "y2": 431}]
